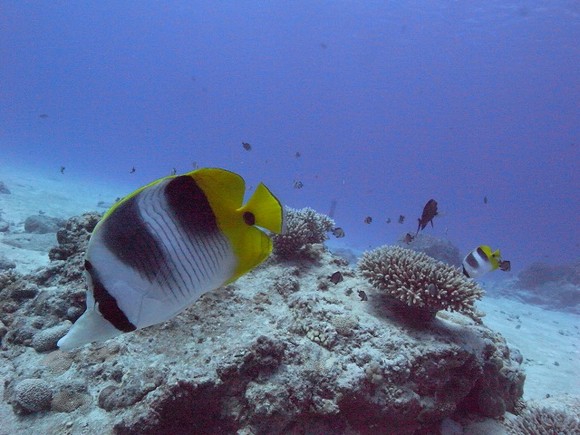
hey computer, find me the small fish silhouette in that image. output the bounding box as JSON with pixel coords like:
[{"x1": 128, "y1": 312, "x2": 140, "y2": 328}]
[
  {"x1": 329, "y1": 271, "x2": 343, "y2": 285},
  {"x1": 416, "y1": 199, "x2": 438, "y2": 235},
  {"x1": 331, "y1": 227, "x2": 345, "y2": 238}
]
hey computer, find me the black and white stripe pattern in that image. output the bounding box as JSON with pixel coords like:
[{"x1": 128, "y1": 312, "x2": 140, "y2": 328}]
[
  {"x1": 87, "y1": 175, "x2": 236, "y2": 330},
  {"x1": 139, "y1": 176, "x2": 233, "y2": 303},
  {"x1": 462, "y1": 247, "x2": 493, "y2": 279}
]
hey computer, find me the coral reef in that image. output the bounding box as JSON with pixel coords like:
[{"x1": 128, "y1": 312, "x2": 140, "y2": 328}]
[
  {"x1": 505, "y1": 404, "x2": 580, "y2": 434},
  {"x1": 358, "y1": 245, "x2": 484, "y2": 322},
  {"x1": 24, "y1": 215, "x2": 66, "y2": 234},
  {"x1": 0, "y1": 213, "x2": 528, "y2": 434},
  {"x1": 272, "y1": 207, "x2": 334, "y2": 260}
]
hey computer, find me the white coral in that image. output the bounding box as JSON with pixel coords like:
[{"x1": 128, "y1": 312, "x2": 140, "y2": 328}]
[{"x1": 358, "y1": 246, "x2": 484, "y2": 320}]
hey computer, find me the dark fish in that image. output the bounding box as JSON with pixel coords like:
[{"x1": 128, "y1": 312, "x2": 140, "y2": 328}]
[
  {"x1": 130, "y1": 167, "x2": 136, "y2": 174},
  {"x1": 364, "y1": 216, "x2": 372, "y2": 224},
  {"x1": 295, "y1": 151, "x2": 301, "y2": 158},
  {"x1": 171, "y1": 168, "x2": 177, "y2": 176},
  {"x1": 39, "y1": 114, "x2": 49, "y2": 119},
  {"x1": 332, "y1": 227, "x2": 345, "y2": 238},
  {"x1": 192, "y1": 161, "x2": 199, "y2": 169},
  {"x1": 483, "y1": 196, "x2": 488, "y2": 204},
  {"x1": 60, "y1": 166, "x2": 65, "y2": 174},
  {"x1": 499, "y1": 260, "x2": 511, "y2": 272},
  {"x1": 242, "y1": 142, "x2": 252, "y2": 151},
  {"x1": 416, "y1": 199, "x2": 438, "y2": 235},
  {"x1": 330, "y1": 271, "x2": 343, "y2": 285},
  {"x1": 293, "y1": 180, "x2": 304, "y2": 189},
  {"x1": 320, "y1": 43, "x2": 328, "y2": 49},
  {"x1": 386, "y1": 218, "x2": 392, "y2": 224},
  {"x1": 398, "y1": 215, "x2": 405, "y2": 224},
  {"x1": 403, "y1": 233, "x2": 415, "y2": 244},
  {"x1": 357, "y1": 290, "x2": 368, "y2": 301}
]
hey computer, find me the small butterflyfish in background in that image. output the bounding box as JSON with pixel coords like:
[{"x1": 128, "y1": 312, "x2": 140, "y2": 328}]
[
  {"x1": 57, "y1": 168, "x2": 285, "y2": 350},
  {"x1": 462, "y1": 245, "x2": 511, "y2": 279}
]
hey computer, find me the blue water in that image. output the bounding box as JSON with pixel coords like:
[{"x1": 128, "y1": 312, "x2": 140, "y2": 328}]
[{"x1": 1, "y1": 1, "x2": 578, "y2": 273}]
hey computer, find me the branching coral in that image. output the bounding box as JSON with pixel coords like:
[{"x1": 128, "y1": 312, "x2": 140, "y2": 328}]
[
  {"x1": 505, "y1": 405, "x2": 580, "y2": 434},
  {"x1": 272, "y1": 207, "x2": 334, "y2": 260},
  {"x1": 358, "y1": 246, "x2": 484, "y2": 321}
]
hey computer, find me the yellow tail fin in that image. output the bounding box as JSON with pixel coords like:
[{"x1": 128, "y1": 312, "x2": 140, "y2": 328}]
[{"x1": 240, "y1": 183, "x2": 285, "y2": 234}]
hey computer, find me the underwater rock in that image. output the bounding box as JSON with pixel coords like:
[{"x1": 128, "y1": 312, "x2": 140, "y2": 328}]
[
  {"x1": 98, "y1": 368, "x2": 165, "y2": 411},
  {"x1": 13, "y1": 379, "x2": 53, "y2": 413},
  {"x1": 51, "y1": 387, "x2": 90, "y2": 413},
  {"x1": 32, "y1": 321, "x2": 71, "y2": 352},
  {"x1": 1, "y1": 233, "x2": 57, "y2": 253},
  {"x1": 0, "y1": 253, "x2": 16, "y2": 271},
  {"x1": 49, "y1": 212, "x2": 100, "y2": 262},
  {"x1": 494, "y1": 260, "x2": 580, "y2": 314},
  {"x1": 399, "y1": 234, "x2": 462, "y2": 267},
  {"x1": 0, "y1": 212, "x2": 529, "y2": 434},
  {"x1": 0, "y1": 220, "x2": 9, "y2": 232},
  {"x1": 24, "y1": 215, "x2": 66, "y2": 234}
]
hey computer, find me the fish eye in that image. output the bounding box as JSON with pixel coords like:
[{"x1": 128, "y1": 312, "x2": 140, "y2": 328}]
[{"x1": 243, "y1": 211, "x2": 256, "y2": 226}]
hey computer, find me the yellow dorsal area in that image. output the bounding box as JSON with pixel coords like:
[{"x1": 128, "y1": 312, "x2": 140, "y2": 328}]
[
  {"x1": 189, "y1": 168, "x2": 245, "y2": 211},
  {"x1": 480, "y1": 245, "x2": 500, "y2": 270},
  {"x1": 191, "y1": 168, "x2": 284, "y2": 281}
]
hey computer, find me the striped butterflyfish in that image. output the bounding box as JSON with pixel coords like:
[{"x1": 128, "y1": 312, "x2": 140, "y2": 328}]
[
  {"x1": 462, "y1": 245, "x2": 508, "y2": 279},
  {"x1": 57, "y1": 168, "x2": 285, "y2": 350}
]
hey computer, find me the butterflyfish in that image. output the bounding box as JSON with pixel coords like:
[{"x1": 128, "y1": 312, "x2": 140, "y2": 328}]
[
  {"x1": 57, "y1": 168, "x2": 285, "y2": 350},
  {"x1": 462, "y1": 245, "x2": 510, "y2": 279}
]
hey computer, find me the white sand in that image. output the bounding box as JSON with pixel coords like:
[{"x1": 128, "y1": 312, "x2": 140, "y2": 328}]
[
  {"x1": 478, "y1": 296, "x2": 579, "y2": 402},
  {"x1": 0, "y1": 165, "x2": 126, "y2": 273},
  {"x1": 1, "y1": 165, "x2": 578, "y2": 407}
]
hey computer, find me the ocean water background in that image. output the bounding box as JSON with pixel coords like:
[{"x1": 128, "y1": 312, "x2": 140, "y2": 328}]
[{"x1": 1, "y1": 1, "x2": 578, "y2": 274}]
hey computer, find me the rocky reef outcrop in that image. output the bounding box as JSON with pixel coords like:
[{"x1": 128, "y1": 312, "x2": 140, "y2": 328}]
[{"x1": 0, "y1": 213, "x2": 532, "y2": 434}]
